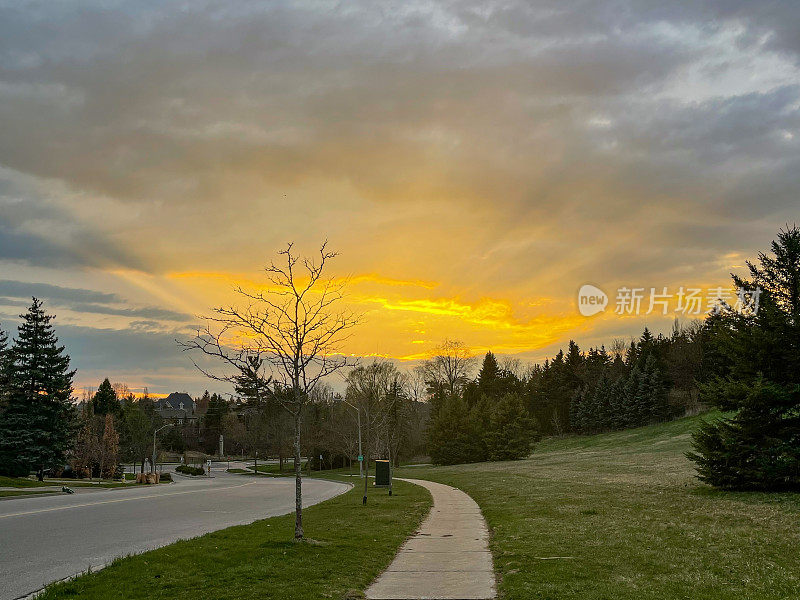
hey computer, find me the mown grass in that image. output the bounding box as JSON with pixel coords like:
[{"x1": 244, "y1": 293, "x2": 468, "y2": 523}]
[
  {"x1": 0, "y1": 475, "x2": 125, "y2": 489},
  {"x1": 37, "y1": 477, "x2": 431, "y2": 600},
  {"x1": 0, "y1": 488, "x2": 61, "y2": 497},
  {"x1": 396, "y1": 411, "x2": 800, "y2": 600},
  {"x1": 250, "y1": 461, "x2": 307, "y2": 475}
]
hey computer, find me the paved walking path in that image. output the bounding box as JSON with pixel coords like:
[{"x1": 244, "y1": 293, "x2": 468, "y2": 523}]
[{"x1": 366, "y1": 478, "x2": 495, "y2": 600}]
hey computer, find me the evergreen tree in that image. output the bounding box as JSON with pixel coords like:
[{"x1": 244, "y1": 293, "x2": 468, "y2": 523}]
[
  {"x1": 0, "y1": 325, "x2": 10, "y2": 413},
  {"x1": 484, "y1": 393, "x2": 536, "y2": 460},
  {"x1": 595, "y1": 375, "x2": 614, "y2": 431},
  {"x1": 688, "y1": 378, "x2": 800, "y2": 490},
  {"x1": 203, "y1": 393, "x2": 229, "y2": 454},
  {"x1": 428, "y1": 394, "x2": 485, "y2": 465},
  {"x1": 0, "y1": 299, "x2": 76, "y2": 476},
  {"x1": 690, "y1": 226, "x2": 800, "y2": 490},
  {"x1": 569, "y1": 388, "x2": 586, "y2": 433},
  {"x1": 92, "y1": 378, "x2": 121, "y2": 416},
  {"x1": 477, "y1": 351, "x2": 501, "y2": 390}
]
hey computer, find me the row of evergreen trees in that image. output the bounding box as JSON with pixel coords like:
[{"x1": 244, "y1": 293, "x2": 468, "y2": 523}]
[
  {"x1": 425, "y1": 323, "x2": 702, "y2": 465},
  {"x1": 428, "y1": 352, "x2": 536, "y2": 465},
  {"x1": 524, "y1": 321, "x2": 703, "y2": 436},
  {"x1": 569, "y1": 343, "x2": 674, "y2": 434},
  {"x1": 0, "y1": 299, "x2": 76, "y2": 477}
]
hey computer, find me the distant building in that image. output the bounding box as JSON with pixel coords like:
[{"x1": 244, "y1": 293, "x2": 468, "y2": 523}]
[{"x1": 154, "y1": 392, "x2": 197, "y2": 425}]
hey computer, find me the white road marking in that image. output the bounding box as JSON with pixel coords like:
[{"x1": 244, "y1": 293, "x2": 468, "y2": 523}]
[{"x1": 0, "y1": 481, "x2": 257, "y2": 520}]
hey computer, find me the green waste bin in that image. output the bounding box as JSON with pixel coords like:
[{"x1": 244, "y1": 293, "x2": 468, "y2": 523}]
[{"x1": 374, "y1": 460, "x2": 391, "y2": 487}]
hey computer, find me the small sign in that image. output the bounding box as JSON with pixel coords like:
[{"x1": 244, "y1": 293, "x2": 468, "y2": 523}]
[{"x1": 358, "y1": 455, "x2": 363, "y2": 462}]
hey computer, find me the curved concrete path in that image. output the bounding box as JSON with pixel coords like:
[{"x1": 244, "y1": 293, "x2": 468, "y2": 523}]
[{"x1": 366, "y1": 478, "x2": 495, "y2": 600}]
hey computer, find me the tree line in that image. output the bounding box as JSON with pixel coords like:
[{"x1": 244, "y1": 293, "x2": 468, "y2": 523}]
[
  {"x1": 2, "y1": 228, "x2": 797, "y2": 497},
  {"x1": 424, "y1": 322, "x2": 706, "y2": 465}
]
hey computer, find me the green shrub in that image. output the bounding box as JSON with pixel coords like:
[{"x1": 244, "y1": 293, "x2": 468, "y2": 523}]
[{"x1": 176, "y1": 464, "x2": 205, "y2": 476}]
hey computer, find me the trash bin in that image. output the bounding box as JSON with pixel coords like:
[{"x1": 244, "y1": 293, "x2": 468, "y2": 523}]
[{"x1": 374, "y1": 459, "x2": 391, "y2": 487}]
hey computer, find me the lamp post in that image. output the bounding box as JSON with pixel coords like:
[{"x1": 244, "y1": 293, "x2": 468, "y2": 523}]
[
  {"x1": 341, "y1": 399, "x2": 363, "y2": 478},
  {"x1": 152, "y1": 424, "x2": 173, "y2": 474}
]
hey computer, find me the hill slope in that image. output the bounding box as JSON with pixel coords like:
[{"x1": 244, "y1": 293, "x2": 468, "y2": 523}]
[{"x1": 397, "y1": 413, "x2": 800, "y2": 600}]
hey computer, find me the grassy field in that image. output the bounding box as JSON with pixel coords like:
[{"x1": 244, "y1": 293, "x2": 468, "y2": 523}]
[
  {"x1": 0, "y1": 475, "x2": 126, "y2": 489},
  {"x1": 250, "y1": 461, "x2": 308, "y2": 475},
  {"x1": 0, "y1": 488, "x2": 62, "y2": 497},
  {"x1": 37, "y1": 476, "x2": 431, "y2": 600},
  {"x1": 396, "y1": 411, "x2": 800, "y2": 600}
]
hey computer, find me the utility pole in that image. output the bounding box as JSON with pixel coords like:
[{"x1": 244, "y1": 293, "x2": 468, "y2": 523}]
[{"x1": 341, "y1": 399, "x2": 363, "y2": 478}]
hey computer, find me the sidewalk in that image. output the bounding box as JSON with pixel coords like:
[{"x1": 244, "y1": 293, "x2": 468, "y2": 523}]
[{"x1": 366, "y1": 478, "x2": 496, "y2": 600}]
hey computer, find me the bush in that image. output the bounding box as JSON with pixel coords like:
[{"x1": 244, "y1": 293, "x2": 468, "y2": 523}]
[
  {"x1": 688, "y1": 379, "x2": 800, "y2": 490},
  {"x1": 176, "y1": 464, "x2": 205, "y2": 476},
  {"x1": 160, "y1": 472, "x2": 172, "y2": 482}
]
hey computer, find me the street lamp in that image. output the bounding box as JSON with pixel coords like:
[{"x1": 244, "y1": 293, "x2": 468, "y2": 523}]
[
  {"x1": 152, "y1": 424, "x2": 173, "y2": 474},
  {"x1": 340, "y1": 399, "x2": 363, "y2": 478}
]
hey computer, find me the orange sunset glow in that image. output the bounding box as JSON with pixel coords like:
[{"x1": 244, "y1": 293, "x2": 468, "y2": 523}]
[{"x1": 1, "y1": 2, "x2": 798, "y2": 394}]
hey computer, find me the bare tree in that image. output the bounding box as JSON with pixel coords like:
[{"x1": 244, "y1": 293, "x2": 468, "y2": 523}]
[
  {"x1": 420, "y1": 339, "x2": 477, "y2": 395},
  {"x1": 499, "y1": 356, "x2": 527, "y2": 379},
  {"x1": 180, "y1": 242, "x2": 360, "y2": 540},
  {"x1": 345, "y1": 361, "x2": 404, "y2": 504},
  {"x1": 609, "y1": 338, "x2": 627, "y2": 361}
]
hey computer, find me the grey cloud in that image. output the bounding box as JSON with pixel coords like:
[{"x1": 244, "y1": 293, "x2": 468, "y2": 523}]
[
  {"x1": 1, "y1": 0, "x2": 794, "y2": 212},
  {"x1": 0, "y1": 279, "x2": 191, "y2": 323},
  {"x1": 0, "y1": 279, "x2": 120, "y2": 304},
  {"x1": 0, "y1": 175, "x2": 147, "y2": 271},
  {"x1": 0, "y1": 0, "x2": 798, "y2": 377},
  {"x1": 65, "y1": 302, "x2": 192, "y2": 322}
]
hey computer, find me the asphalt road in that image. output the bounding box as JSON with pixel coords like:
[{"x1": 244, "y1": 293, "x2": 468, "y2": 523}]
[{"x1": 0, "y1": 466, "x2": 350, "y2": 600}]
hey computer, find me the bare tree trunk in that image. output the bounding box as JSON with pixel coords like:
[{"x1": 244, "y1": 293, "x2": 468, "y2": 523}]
[{"x1": 293, "y1": 411, "x2": 303, "y2": 540}]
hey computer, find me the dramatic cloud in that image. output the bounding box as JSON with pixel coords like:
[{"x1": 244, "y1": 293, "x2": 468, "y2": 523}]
[{"x1": 0, "y1": 1, "x2": 797, "y2": 393}]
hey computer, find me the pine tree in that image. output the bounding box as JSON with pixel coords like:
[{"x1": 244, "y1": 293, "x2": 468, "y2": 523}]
[
  {"x1": 428, "y1": 394, "x2": 485, "y2": 465},
  {"x1": 0, "y1": 325, "x2": 10, "y2": 413},
  {"x1": 594, "y1": 375, "x2": 613, "y2": 431},
  {"x1": 477, "y1": 351, "x2": 501, "y2": 390},
  {"x1": 690, "y1": 226, "x2": 800, "y2": 490},
  {"x1": 484, "y1": 393, "x2": 536, "y2": 460},
  {"x1": 0, "y1": 299, "x2": 76, "y2": 476},
  {"x1": 569, "y1": 388, "x2": 586, "y2": 433},
  {"x1": 688, "y1": 378, "x2": 800, "y2": 490},
  {"x1": 92, "y1": 378, "x2": 121, "y2": 416}
]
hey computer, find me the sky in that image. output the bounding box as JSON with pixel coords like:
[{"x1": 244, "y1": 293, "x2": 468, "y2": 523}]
[{"x1": 0, "y1": 1, "x2": 798, "y2": 396}]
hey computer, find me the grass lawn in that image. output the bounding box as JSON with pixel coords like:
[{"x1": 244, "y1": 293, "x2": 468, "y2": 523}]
[
  {"x1": 249, "y1": 461, "x2": 307, "y2": 475},
  {"x1": 37, "y1": 476, "x2": 431, "y2": 600},
  {"x1": 0, "y1": 488, "x2": 61, "y2": 497},
  {"x1": 396, "y1": 411, "x2": 800, "y2": 600},
  {"x1": 0, "y1": 475, "x2": 125, "y2": 489}
]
